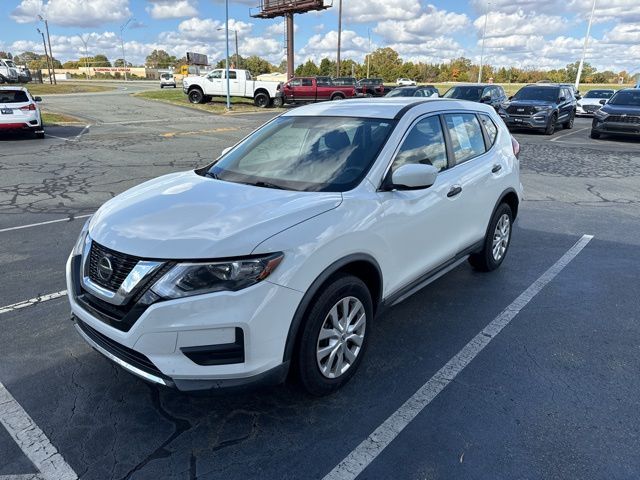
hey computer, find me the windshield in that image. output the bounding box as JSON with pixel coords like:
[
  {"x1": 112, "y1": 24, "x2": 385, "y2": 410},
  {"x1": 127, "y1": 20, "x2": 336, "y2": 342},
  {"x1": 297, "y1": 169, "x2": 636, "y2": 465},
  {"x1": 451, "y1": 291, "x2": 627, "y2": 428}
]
[
  {"x1": 161, "y1": 73, "x2": 172, "y2": 79},
  {"x1": 608, "y1": 90, "x2": 640, "y2": 106},
  {"x1": 584, "y1": 90, "x2": 614, "y2": 99},
  {"x1": 386, "y1": 88, "x2": 414, "y2": 97},
  {"x1": 513, "y1": 87, "x2": 559, "y2": 102},
  {"x1": 6, "y1": 60, "x2": 16, "y2": 68},
  {"x1": 0, "y1": 90, "x2": 29, "y2": 103},
  {"x1": 443, "y1": 86, "x2": 484, "y2": 101},
  {"x1": 207, "y1": 116, "x2": 395, "y2": 192}
]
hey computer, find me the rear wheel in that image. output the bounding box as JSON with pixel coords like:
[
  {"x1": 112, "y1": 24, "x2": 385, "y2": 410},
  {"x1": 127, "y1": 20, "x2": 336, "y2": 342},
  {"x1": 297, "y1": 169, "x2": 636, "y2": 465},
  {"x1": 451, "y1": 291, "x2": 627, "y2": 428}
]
[
  {"x1": 590, "y1": 130, "x2": 601, "y2": 139},
  {"x1": 188, "y1": 88, "x2": 204, "y2": 104},
  {"x1": 254, "y1": 92, "x2": 270, "y2": 108},
  {"x1": 469, "y1": 203, "x2": 513, "y2": 272},
  {"x1": 271, "y1": 96, "x2": 284, "y2": 108},
  {"x1": 544, "y1": 113, "x2": 557, "y2": 135},
  {"x1": 296, "y1": 274, "x2": 372, "y2": 396},
  {"x1": 331, "y1": 93, "x2": 345, "y2": 101}
]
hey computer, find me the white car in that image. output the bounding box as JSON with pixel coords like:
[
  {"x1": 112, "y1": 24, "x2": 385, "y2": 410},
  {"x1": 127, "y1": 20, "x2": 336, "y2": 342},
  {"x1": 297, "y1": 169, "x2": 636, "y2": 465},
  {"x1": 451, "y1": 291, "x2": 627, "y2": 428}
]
[
  {"x1": 576, "y1": 89, "x2": 615, "y2": 116},
  {"x1": 66, "y1": 98, "x2": 523, "y2": 395},
  {"x1": 0, "y1": 58, "x2": 19, "y2": 83},
  {"x1": 0, "y1": 86, "x2": 44, "y2": 138},
  {"x1": 396, "y1": 78, "x2": 417, "y2": 86},
  {"x1": 160, "y1": 72, "x2": 176, "y2": 89}
]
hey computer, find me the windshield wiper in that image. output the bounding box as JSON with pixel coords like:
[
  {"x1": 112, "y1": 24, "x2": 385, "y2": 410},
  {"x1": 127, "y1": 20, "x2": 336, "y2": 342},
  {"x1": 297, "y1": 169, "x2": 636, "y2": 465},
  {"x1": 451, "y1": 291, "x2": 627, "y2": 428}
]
[
  {"x1": 250, "y1": 181, "x2": 286, "y2": 190},
  {"x1": 204, "y1": 171, "x2": 220, "y2": 179}
]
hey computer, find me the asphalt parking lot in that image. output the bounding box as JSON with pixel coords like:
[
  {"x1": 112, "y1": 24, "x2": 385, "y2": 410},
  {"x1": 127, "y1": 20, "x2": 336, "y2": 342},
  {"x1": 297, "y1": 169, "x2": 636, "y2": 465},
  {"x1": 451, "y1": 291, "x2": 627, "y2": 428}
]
[{"x1": 1, "y1": 87, "x2": 640, "y2": 480}]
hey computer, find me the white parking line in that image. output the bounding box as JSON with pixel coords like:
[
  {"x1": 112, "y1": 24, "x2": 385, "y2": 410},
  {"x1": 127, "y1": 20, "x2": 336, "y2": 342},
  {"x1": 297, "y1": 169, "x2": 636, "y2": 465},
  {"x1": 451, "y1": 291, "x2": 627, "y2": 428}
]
[
  {"x1": 549, "y1": 126, "x2": 589, "y2": 142},
  {"x1": 0, "y1": 291, "x2": 67, "y2": 316},
  {"x1": 323, "y1": 234, "x2": 594, "y2": 480},
  {"x1": 0, "y1": 215, "x2": 92, "y2": 234},
  {"x1": 0, "y1": 383, "x2": 77, "y2": 480}
]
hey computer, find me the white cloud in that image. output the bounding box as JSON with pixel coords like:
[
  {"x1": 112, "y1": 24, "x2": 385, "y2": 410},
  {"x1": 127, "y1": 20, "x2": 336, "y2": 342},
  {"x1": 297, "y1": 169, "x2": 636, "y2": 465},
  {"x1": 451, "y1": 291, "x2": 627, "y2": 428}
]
[
  {"x1": 344, "y1": 0, "x2": 422, "y2": 23},
  {"x1": 375, "y1": 5, "x2": 470, "y2": 44},
  {"x1": 146, "y1": 0, "x2": 198, "y2": 19},
  {"x1": 473, "y1": 10, "x2": 568, "y2": 38},
  {"x1": 299, "y1": 30, "x2": 369, "y2": 63},
  {"x1": 11, "y1": 0, "x2": 132, "y2": 27}
]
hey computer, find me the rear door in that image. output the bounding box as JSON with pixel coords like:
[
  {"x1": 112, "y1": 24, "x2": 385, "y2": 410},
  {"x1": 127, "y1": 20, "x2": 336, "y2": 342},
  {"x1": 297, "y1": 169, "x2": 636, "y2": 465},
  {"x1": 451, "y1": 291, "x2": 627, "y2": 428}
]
[{"x1": 225, "y1": 70, "x2": 243, "y2": 96}]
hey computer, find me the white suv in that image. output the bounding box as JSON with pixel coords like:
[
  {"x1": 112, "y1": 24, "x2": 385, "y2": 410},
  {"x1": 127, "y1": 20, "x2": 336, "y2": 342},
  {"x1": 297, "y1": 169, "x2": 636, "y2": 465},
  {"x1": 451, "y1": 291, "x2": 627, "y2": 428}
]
[
  {"x1": 66, "y1": 98, "x2": 523, "y2": 395},
  {"x1": 0, "y1": 86, "x2": 45, "y2": 138}
]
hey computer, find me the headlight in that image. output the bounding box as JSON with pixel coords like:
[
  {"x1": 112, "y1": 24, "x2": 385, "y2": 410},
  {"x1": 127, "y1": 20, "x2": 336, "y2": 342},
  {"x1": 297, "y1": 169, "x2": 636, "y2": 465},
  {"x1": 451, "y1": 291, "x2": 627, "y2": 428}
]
[
  {"x1": 71, "y1": 216, "x2": 92, "y2": 256},
  {"x1": 533, "y1": 106, "x2": 552, "y2": 112},
  {"x1": 577, "y1": 102, "x2": 582, "y2": 108},
  {"x1": 594, "y1": 109, "x2": 609, "y2": 120},
  {"x1": 151, "y1": 253, "x2": 284, "y2": 299}
]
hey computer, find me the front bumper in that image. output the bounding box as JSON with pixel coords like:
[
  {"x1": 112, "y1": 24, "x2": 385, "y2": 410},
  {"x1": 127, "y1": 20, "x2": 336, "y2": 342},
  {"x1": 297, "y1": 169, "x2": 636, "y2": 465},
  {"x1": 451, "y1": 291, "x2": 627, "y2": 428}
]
[
  {"x1": 66, "y1": 253, "x2": 303, "y2": 391},
  {"x1": 591, "y1": 118, "x2": 640, "y2": 137},
  {"x1": 501, "y1": 112, "x2": 550, "y2": 130}
]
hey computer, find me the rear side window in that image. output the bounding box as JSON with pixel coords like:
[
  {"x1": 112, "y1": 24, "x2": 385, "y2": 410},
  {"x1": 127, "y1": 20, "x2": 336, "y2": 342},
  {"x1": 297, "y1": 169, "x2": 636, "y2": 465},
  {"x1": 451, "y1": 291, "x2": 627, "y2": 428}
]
[
  {"x1": 479, "y1": 114, "x2": 498, "y2": 146},
  {"x1": 392, "y1": 116, "x2": 448, "y2": 172},
  {"x1": 302, "y1": 78, "x2": 313, "y2": 87},
  {"x1": 0, "y1": 90, "x2": 29, "y2": 103},
  {"x1": 444, "y1": 114, "x2": 486, "y2": 165}
]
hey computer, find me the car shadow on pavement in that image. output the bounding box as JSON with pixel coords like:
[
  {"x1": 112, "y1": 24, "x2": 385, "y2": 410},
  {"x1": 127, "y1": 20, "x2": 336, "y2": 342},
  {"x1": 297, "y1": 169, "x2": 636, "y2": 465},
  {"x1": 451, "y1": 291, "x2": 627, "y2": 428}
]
[{"x1": 0, "y1": 125, "x2": 87, "y2": 142}]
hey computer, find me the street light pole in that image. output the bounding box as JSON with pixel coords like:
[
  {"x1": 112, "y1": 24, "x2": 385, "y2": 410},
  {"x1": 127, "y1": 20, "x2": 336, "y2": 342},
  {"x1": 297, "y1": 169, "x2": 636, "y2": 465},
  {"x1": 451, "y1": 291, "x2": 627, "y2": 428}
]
[
  {"x1": 477, "y1": 1, "x2": 489, "y2": 83},
  {"x1": 120, "y1": 18, "x2": 133, "y2": 81},
  {"x1": 38, "y1": 16, "x2": 56, "y2": 85},
  {"x1": 78, "y1": 35, "x2": 90, "y2": 80},
  {"x1": 575, "y1": 0, "x2": 597, "y2": 91},
  {"x1": 225, "y1": 0, "x2": 231, "y2": 110},
  {"x1": 217, "y1": 27, "x2": 239, "y2": 68},
  {"x1": 336, "y1": 0, "x2": 343, "y2": 77},
  {"x1": 37, "y1": 28, "x2": 52, "y2": 84},
  {"x1": 367, "y1": 28, "x2": 371, "y2": 78}
]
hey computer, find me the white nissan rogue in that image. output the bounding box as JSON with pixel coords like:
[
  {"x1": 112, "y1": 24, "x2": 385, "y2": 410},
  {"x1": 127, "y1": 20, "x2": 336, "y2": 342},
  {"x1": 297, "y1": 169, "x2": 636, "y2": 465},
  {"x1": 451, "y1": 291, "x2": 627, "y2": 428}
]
[{"x1": 67, "y1": 98, "x2": 523, "y2": 395}]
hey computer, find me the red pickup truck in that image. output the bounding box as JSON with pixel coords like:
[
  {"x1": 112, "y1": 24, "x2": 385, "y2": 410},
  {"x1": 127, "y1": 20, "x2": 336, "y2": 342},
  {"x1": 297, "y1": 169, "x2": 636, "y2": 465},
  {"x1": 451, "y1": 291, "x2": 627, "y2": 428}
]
[{"x1": 277, "y1": 77, "x2": 357, "y2": 104}]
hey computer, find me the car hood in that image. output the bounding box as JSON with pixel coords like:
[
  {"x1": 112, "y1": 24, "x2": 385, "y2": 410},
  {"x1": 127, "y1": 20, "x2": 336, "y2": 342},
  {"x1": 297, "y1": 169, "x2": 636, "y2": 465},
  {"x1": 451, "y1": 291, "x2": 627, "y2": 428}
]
[
  {"x1": 507, "y1": 99, "x2": 555, "y2": 108},
  {"x1": 600, "y1": 104, "x2": 640, "y2": 115},
  {"x1": 89, "y1": 171, "x2": 342, "y2": 259},
  {"x1": 579, "y1": 98, "x2": 607, "y2": 106}
]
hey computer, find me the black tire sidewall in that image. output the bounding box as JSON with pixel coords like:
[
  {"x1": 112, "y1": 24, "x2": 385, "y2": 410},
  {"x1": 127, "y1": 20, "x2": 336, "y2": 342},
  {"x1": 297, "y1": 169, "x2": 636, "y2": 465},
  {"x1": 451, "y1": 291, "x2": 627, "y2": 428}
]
[
  {"x1": 296, "y1": 275, "x2": 373, "y2": 396},
  {"x1": 255, "y1": 93, "x2": 269, "y2": 108},
  {"x1": 188, "y1": 89, "x2": 203, "y2": 104},
  {"x1": 545, "y1": 114, "x2": 557, "y2": 135},
  {"x1": 470, "y1": 203, "x2": 513, "y2": 272}
]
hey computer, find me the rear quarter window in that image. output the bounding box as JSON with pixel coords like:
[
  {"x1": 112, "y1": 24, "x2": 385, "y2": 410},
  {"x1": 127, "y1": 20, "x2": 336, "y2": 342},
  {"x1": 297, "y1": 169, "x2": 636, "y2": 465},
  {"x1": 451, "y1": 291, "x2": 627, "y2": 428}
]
[
  {"x1": 478, "y1": 114, "x2": 498, "y2": 146},
  {"x1": 444, "y1": 113, "x2": 487, "y2": 165}
]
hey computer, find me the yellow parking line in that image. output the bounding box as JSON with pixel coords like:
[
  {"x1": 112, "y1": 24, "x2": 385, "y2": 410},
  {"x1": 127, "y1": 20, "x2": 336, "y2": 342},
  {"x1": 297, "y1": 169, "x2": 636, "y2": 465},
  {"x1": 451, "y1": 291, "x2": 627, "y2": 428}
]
[{"x1": 161, "y1": 127, "x2": 238, "y2": 138}]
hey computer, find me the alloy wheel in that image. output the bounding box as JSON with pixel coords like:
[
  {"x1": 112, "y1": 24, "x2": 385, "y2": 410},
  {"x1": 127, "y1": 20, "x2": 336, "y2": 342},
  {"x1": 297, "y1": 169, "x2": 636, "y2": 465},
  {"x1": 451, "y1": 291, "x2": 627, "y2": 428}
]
[
  {"x1": 492, "y1": 213, "x2": 511, "y2": 262},
  {"x1": 316, "y1": 296, "x2": 366, "y2": 379}
]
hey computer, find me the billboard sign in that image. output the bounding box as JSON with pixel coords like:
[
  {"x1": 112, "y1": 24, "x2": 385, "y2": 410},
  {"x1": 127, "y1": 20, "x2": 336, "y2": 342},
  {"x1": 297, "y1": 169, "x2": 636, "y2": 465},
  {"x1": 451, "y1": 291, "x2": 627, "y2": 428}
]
[{"x1": 187, "y1": 52, "x2": 208, "y2": 66}]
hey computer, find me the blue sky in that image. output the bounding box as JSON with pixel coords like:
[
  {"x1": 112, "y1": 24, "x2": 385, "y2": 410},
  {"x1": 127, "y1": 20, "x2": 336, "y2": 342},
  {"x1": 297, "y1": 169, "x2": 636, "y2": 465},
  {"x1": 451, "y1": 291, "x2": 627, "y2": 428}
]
[{"x1": 1, "y1": 0, "x2": 639, "y2": 73}]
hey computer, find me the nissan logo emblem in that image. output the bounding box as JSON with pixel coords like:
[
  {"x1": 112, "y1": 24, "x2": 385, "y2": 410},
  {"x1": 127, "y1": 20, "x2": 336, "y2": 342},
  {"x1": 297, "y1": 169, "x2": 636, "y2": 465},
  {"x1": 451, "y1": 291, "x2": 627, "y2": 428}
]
[{"x1": 97, "y1": 256, "x2": 114, "y2": 281}]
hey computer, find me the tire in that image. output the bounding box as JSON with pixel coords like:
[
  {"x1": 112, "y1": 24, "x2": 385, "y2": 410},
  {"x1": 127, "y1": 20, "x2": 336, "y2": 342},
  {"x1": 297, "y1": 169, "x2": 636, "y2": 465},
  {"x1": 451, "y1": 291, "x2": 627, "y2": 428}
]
[
  {"x1": 271, "y1": 96, "x2": 284, "y2": 108},
  {"x1": 469, "y1": 203, "x2": 513, "y2": 272},
  {"x1": 160, "y1": 85, "x2": 164, "y2": 89},
  {"x1": 296, "y1": 274, "x2": 373, "y2": 396},
  {"x1": 590, "y1": 130, "x2": 600, "y2": 139},
  {"x1": 254, "y1": 92, "x2": 269, "y2": 108},
  {"x1": 331, "y1": 93, "x2": 345, "y2": 101},
  {"x1": 544, "y1": 113, "x2": 557, "y2": 135},
  {"x1": 188, "y1": 88, "x2": 204, "y2": 104},
  {"x1": 34, "y1": 130, "x2": 45, "y2": 139},
  {"x1": 563, "y1": 111, "x2": 575, "y2": 129}
]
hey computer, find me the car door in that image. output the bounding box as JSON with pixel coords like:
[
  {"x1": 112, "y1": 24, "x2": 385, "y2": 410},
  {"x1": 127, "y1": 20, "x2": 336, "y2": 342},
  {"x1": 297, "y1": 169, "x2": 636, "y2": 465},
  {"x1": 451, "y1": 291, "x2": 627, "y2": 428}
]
[
  {"x1": 205, "y1": 70, "x2": 223, "y2": 95},
  {"x1": 441, "y1": 112, "x2": 499, "y2": 250},
  {"x1": 374, "y1": 115, "x2": 463, "y2": 291},
  {"x1": 299, "y1": 78, "x2": 316, "y2": 101},
  {"x1": 559, "y1": 88, "x2": 572, "y2": 121},
  {"x1": 225, "y1": 70, "x2": 243, "y2": 96}
]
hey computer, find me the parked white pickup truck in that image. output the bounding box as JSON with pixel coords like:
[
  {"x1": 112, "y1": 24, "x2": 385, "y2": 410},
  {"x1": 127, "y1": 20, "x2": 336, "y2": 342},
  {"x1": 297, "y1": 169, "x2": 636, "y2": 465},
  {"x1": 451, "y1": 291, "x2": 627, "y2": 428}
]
[
  {"x1": 0, "y1": 58, "x2": 19, "y2": 84},
  {"x1": 182, "y1": 68, "x2": 282, "y2": 108}
]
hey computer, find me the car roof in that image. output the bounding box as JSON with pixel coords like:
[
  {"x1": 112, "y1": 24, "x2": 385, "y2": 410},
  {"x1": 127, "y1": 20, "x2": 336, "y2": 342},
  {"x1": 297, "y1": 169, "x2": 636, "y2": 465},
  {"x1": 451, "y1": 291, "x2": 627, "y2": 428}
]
[
  {"x1": 281, "y1": 98, "x2": 488, "y2": 120},
  {"x1": 0, "y1": 86, "x2": 28, "y2": 92}
]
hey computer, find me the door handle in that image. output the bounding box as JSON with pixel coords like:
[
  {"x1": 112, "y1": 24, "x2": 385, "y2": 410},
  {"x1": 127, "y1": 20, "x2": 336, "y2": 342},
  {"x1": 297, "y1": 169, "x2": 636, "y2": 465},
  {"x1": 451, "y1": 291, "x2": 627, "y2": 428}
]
[
  {"x1": 447, "y1": 185, "x2": 462, "y2": 198},
  {"x1": 491, "y1": 164, "x2": 502, "y2": 173}
]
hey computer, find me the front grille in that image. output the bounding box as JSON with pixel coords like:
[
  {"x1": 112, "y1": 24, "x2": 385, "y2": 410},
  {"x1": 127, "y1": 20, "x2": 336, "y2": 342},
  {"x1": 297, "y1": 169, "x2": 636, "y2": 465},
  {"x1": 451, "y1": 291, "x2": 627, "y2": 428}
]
[
  {"x1": 88, "y1": 241, "x2": 141, "y2": 291},
  {"x1": 583, "y1": 105, "x2": 600, "y2": 113},
  {"x1": 76, "y1": 318, "x2": 167, "y2": 379},
  {"x1": 605, "y1": 115, "x2": 640, "y2": 124},
  {"x1": 507, "y1": 105, "x2": 536, "y2": 116}
]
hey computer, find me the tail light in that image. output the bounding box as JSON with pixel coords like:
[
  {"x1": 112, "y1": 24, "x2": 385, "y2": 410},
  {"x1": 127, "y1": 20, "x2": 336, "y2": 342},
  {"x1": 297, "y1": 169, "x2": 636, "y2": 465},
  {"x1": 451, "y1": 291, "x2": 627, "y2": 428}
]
[
  {"x1": 20, "y1": 104, "x2": 36, "y2": 111},
  {"x1": 511, "y1": 135, "x2": 520, "y2": 159}
]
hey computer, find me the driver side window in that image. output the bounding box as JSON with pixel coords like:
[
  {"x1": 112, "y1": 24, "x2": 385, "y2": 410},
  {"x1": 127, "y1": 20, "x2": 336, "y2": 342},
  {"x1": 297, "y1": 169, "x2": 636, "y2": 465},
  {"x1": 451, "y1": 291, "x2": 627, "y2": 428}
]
[
  {"x1": 391, "y1": 116, "x2": 447, "y2": 173},
  {"x1": 207, "y1": 71, "x2": 222, "y2": 80}
]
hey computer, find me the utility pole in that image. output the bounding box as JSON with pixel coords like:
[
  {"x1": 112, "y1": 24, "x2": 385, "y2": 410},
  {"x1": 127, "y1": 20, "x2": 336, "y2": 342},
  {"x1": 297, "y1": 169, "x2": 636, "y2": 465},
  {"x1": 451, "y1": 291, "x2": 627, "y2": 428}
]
[
  {"x1": 37, "y1": 29, "x2": 52, "y2": 84},
  {"x1": 285, "y1": 13, "x2": 294, "y2": 79},
  {"x1": 575, "y1": 0, "x2": 597, "y2": 91},
  {"x1": 336, "y1": 0, "x2": 343, "y2": 77},
  {"x1": 225, "y1": 0, "x2": 231, "y2": 109},
  {"x1": 120, "y1": 18, "x2": 133, "y2": 81},
  {"x1": 38, "y1": 16, "x2": 56, "y2": 84},
  {"x1": 477, "y1": 1, "x2": 489, "y2": 83},
  {"x1": 78, "y1": 35, "x2": 90, "y2": 80}
]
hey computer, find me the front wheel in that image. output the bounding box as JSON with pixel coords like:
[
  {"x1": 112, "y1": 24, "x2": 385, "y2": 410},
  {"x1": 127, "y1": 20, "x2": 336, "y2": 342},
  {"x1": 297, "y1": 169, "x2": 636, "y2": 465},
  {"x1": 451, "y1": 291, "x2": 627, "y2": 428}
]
[
  {"x1": 254, "y1": 92, "x2": 270, "y2": 108},
  {"x1": 544, "y1": 113, "x2": 557, "y2": 135},
  {"x1": 296, "y1": 274, "x2": 372, "y2": 396},
  {"x1": 271, "y1": 96, "x2": 284, "y2": 108},
  {"x1": 469, "y1": 203, "x2": 513, "y2": 272},
  {"x1": 590, "y1": 130, "x2": 601, "y2": 139},
  {"x1": 188, "y1": 89, "x2": 204, "y2": 104}
]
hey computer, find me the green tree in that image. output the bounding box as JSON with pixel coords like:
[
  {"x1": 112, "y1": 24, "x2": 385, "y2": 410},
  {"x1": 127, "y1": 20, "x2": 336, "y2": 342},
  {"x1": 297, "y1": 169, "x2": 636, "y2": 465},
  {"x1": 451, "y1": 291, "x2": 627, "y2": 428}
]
[
  {"x1": 368, "y1": 47, "x2": 402, "y2": 81},
  {"x1": 62, "y1": 60, "x2": 79, "y2": 68},
  {"x1": 92, "y1": 54, "x2": 111, "y2": 67},
  {"x1": 319, "y1": 57, "x2": 336, "y2": 76},
  {"x1": 565, "y1": 60, "x2": 596, "y2": 84},
  {"x1": 0, "y1": 51, "x2": 13, "y2": 59},
  {"x1": 14, "y1": 51, "x2": 61, "y2": 69},
  {"x1": 113, "y1": 58, "x2": 132, "y2": 67},
  {"x1": 243, "y1": 55, "x2": 273, "y2": 77},
  {"x1": 296, "y1": 59, "x2": 319, "y2": 76},
  {"x1": 145, "y1": 49, "x2": 175, "y2": 68}
]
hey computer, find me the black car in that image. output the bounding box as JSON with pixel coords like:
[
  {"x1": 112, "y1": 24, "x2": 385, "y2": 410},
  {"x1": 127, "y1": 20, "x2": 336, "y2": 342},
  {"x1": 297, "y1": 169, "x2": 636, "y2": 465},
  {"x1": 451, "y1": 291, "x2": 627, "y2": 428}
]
[
  {"x1": 442, "y1": 84, "x2": 507, "y2": 111},
  {"x1": 332, "y1": 77, "x2": 357, "y2": 86},
  {"x1": 356, "y1": 78, "x2": 388, "y2": 97},
  {"x1": 591, "y1": 88, "x2": 640, "y2": 139},
  {"x1": 385, "y1": 86, "x2": 439, "y2": 98},
  {"x1": 500, "y1": 84, "x2": 576, "y2": 135}
]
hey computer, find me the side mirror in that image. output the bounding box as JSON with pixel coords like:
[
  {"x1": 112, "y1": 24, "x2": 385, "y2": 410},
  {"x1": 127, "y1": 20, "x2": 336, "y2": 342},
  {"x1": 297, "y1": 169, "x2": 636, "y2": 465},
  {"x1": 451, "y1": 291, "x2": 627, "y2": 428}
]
[
  {"x1": 481, "y1": 95, "x2": 491, "y2": 103},
  {"x1": 34, "y1": 96, "x2": 42, "y2": 102},
  {"x1": 599, "y1": 99, "x2": 607, "y2": 105},
  {"x1": 388, "y1": 164, "x2": 438, "y2": 190},
  {"x1": 221, "y1": 146, "x2": 232, "y2": 157},
  {"x1": 575, "y1": 94, "x2": 582, "y2": 100},
  {"x1": 508, "y1": 95, "x2": 513, "y2": 100},
  {"x1": 558, "y1": 96, "x2": 566, "y2": 103}
]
